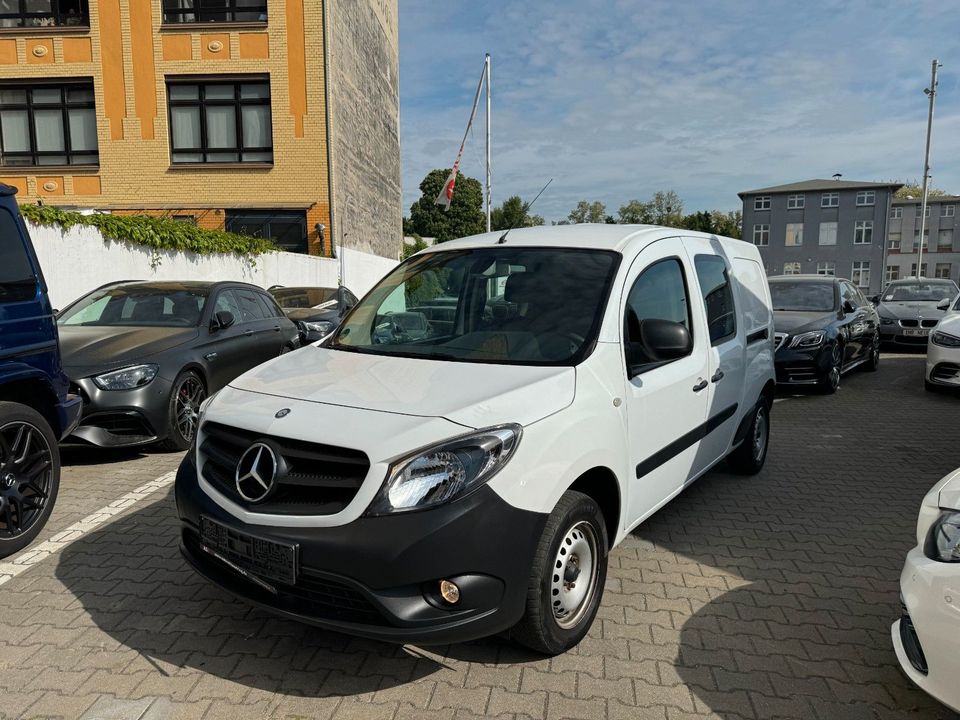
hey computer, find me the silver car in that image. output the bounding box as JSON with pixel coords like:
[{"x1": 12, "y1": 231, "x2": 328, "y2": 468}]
[{"x1": 873, "y1": 278, "x2": 960, "y2": 347}]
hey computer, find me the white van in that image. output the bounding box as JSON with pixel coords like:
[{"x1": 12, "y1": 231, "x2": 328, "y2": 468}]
[{"x1": 176, "y1": 224, "x2": 775, "y2": 654}]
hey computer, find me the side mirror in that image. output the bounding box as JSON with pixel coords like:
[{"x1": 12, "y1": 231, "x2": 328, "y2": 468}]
[
  {"x1": 628, "y1": 319, "x2": 692, "y2": 377},
  {"x1": 938, "y1": 298, "x2": 951, "y2": 311},
  {"x1": 842, "y1": 300, "x2": 857, "y2": 315},
  {"x1": 869, "y1": 295, "x2": 880, "y2": 305},
  {"x1": 210, "y1": 310, "x2": 235, "y2": 332}
]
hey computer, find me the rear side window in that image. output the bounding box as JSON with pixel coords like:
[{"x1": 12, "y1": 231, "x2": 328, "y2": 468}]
[
  {"x1": 236, "y1": 289, "x2": 268, "y2": 322},
  {"x1": 0, "y1": 209, "x2": 37, "y2": 303},
  {"x1": 624, "y1": 258, "x2": 692, "y2": 370},
  {"x1": 694, "y1": 255, "x2": 736, "y2": 344},
  {"x1": 256, "y1": 292, "x2": 284, "y2": 318}
]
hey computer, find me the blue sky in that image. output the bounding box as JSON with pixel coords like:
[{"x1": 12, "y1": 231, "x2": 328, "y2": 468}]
[{"x1": 398, "y1": 1, "x2": 960, "y2": 223}]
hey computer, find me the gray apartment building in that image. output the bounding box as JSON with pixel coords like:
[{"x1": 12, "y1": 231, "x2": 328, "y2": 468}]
[
  {"x1": 886, "y1": 195, "x2": 960, "y2": 286},
  {"x1": 739, "y1": 179, "x2": 903, "y2": 294}
]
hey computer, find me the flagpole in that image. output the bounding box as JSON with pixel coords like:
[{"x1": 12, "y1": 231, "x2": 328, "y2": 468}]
[{"x1": 485, "y1": 53, "x2": 492, "y2": 233}]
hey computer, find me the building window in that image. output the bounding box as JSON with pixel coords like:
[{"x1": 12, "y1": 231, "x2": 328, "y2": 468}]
[
  {"x1": 886, "y1": 265, "x2": 899, "y2": 283},
  {"x1": 914, "y1": 229, "x2": 929, "y2": 249},
  {"x1": 161, "y1": 0, "x2": 267, "y2": 24},
  {"x1": 939, "y1": 229, "x2": 953, "y2": 249},
  {"x1": 918, "y1": 206, "x2": 930, "y2": 218},
  {"x1": 172, "y1": 215, "x2": 197, "y2": 225},
  {"x1": 888, "y1": 232, "x2": 901, "y2": 251},
  {"x1": 890, "y1": 206, "x2": 902, "y2": 219},
  {"x1": 856, "y1": 190, "x2": 875, "y2": 206},
  {"x1": 785, "y1": 223, "x2": 803, "y2": 247},
  {"x1": 783, "y1": 262, "x2": 801, "y2": 275},
  {"x1": 854, "y1": 220, "x2": 873, "y2": 244},
  {"x1": 943, "y1": 205, "x2": 956, "y2": 218},
  {"x1": 817, "y1": 262, "x2": 835, "y2": 276},
  {"x1": 0, "y1": 0, "x2": 87, "y2": 27},
  {"x1": 935, "y1": 263, "x2": 952, "y2": 280},
  {"x1": 851, "y1": 261, "x2": 870, "y2": 289},
  {"x1": 754, "y1": 195, "x2": 770, "y2": 211},
  {"x1": 787, "y1": 194, "x2": 804, "y2": 210},
  {"x1": 225, "y1": 210, "x2": 307, "y2": 253},
  {"x1": 167, "y1": 78, "x2": 272, "y2": 164},
  {"x1": 911, "y1": 263, "x2": 927, "y2": 278},
  {"x1": 818, "y1": 221, "x2": 837, "y2": 246},
  {"x1": 821, "y1": 192, "x2": 839, "y2": 208},
  {"x1": 0, "y1": 82, "x2": 98, "y2": 167},
  {"x1": 752, "y1": 224, "x2": 769, "y2": 246}
]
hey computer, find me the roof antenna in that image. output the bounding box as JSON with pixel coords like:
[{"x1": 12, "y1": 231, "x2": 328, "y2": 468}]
[
  {"x1": 498, "y1": 178, "x2": 553, "y2": 244},
  {"x1": 832, "y1": 173, "x2": 842, "y2": 180}
]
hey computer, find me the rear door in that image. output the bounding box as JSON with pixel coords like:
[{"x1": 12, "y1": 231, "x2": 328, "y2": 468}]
[
  {"x1": 622, "y1": 240, "x2": 710, "y2": 525},
  {"x1": 682, "y1": 239, "x2": 746, "y2": 470},
  {"x1": 198, "y1": 289, "x2": 252, "y2": 390},
  {"x1": 235, "y1": 287, "x2": 279, "y2": 364},
  {"x1": 839, "y1": 280, "x2": 867, "y2": 362}
]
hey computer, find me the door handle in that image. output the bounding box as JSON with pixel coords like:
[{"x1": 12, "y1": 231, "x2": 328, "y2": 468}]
[
  {"x1": 273, "y1": 325, "x2": 281, "y2": 332},
  {"x1": 204, "y1": 352, "x2": 218, "y2": 361},
  {"x1": 243, "y1": 329, "x2": 254, "y2": 337},
  {"x1": 711, "y1": 370, "x2": 724, "y2": 383},
  {"x1": 692, "y1": 378, "x2": 708, "y2": 392}
]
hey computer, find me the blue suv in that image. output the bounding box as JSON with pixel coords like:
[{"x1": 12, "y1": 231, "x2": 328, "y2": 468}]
[{"x1": 0, "y1": 184, "x2": 80, "y2": 558}]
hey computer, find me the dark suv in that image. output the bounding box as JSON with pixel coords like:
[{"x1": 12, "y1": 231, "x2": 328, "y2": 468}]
[{"x1": 0, "y1": 184, "x2": 81, "y2": 557}]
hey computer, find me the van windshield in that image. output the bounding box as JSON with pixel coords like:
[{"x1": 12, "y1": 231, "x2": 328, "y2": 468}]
[{"x1": 330, "y1": 247, "x2": 620, "y2": 365}]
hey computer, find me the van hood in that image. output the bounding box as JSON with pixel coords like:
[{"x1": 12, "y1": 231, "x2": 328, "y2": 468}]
[
  {"x1": 228, "y1": 346, "x2": 576, "y2": 428},
  {"x1": 59, "y1": 325, "x2": 198, "y2": 372}
]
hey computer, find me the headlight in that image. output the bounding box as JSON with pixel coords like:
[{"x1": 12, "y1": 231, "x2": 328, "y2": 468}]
[
  {"x1": 926, "y1": 511, "x2": 960, "y2": 562},
  {"x1": 879, "y1": 316, "x2": 895, "y2": 325},
  {"x1": 789, "y1": 330, "x2": 826, "y2": 349},
  {"x1": 931, "y1": 331, "x2": 960, "y2": 348},
  {"x1": 365, "y1": 424, "x2": 522, "y2": 515},
  {"x1": 304, "y1": 321, "x2": 335, "y2": 335},
  {"x1": 92, "y1": 364, "x2": 159, "y2": 391}
]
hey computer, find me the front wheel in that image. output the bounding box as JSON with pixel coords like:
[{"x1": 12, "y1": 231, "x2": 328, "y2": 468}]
[
  {"x1": 727, "y1": 399, "x2": 770, "y2": 475},
  {"x1": 865, "y1": 333, "x2": 880, "y2": 372},
  {"x1": 0, "y1": 402, "x2": 60, "y2": 559},
  {"x1": 158, "y1": 371, "x2": 206, "y2": 451},
  {"x1": 512, "y1": 491, "x2": 608, "y2": 655},
  {"x1": 819, "y1": 342, "x2": 842, "y2": 394}
]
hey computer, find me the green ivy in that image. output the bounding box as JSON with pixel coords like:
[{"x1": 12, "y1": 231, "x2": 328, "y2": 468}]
[{"x1": 20, "y1": 204, "x2": 278, "y2": 259}]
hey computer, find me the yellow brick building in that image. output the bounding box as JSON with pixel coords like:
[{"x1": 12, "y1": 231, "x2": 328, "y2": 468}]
[{"x1": 0, "y1": 0, "x2": 401, "y2": 258}]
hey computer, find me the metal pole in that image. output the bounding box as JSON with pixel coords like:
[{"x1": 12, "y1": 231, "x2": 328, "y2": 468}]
[
  {"x1": 485, "y1": 53, "x2": 491, "y2": 233},
  {"x1": 917, "y1": 59, "x2": 941, "y2": 278}
]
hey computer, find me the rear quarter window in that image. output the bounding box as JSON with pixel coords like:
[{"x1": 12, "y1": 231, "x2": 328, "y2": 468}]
[
  {"x1": 694, "y1": 255, "x2": 736, "y2": 344},
  {"x1": 0, "y1": 208, "x2": 37, "y2": 304}
]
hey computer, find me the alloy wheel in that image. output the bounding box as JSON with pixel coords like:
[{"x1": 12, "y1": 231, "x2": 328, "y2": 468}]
[
  {"x1": 175, "y1": 376, "x2": 206, "y2": 444},
  {"x1": 827, "y1": 345, "x2": 842, "y2": 390},
  {"x1": 550, "y1": 521, "x2": 600, "y2": 629},
  {"x1": 0, "y1": 421, "x2": 53, "y2": 539}
]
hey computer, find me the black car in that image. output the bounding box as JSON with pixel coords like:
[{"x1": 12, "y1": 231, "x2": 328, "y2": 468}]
[
  {"x1": 57, "y1": 281, "x2": 300, "y2": 450},
  {"x1": 769, "y1": 275, "x2": 880, "y2": 393},
  {"x1": 268, "y1": 285, "x2": 358, "y2": 343},
  {"x1": 871, "y1": 278, "x2": 960, "y2": 346}
]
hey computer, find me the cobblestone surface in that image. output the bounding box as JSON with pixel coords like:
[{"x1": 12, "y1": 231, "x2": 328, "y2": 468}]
[{"x1": 1, "y1": 354, "x2": 958, "y2": 719}]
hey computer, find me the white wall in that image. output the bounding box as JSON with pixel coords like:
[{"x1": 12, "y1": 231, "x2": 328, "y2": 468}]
[{"x1": 27, "y1": 221, "x2": 398, "y2": 309}]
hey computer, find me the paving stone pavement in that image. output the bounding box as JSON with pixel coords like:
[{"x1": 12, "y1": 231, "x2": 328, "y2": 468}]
[{"x1": 1, "y1": 353, "x2": 959, "y2": 719}]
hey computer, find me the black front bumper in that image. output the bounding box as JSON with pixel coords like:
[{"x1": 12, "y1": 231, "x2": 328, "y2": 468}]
[
  {"x1": 66, "y1": 375, "x2": 173, "y2": 447},
  {"x1": 774, "y1": 345, "x2": 831, "y2": 385},
  {"x1": 175, "y1": 458, "x2": 547, "y2": 645}
]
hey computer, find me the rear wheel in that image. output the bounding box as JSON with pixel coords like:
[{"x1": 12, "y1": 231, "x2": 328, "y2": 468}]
[
  {"x1": 820, "y1": 342, "x2": 842, "y2": 394},
  {"x1": 0, "y1": 402, "x2": 60, "y2": 559},
  {"x1": 512, "y1": 491, "x2": 608, "y2": 655},
  {"x1": 727, "y1": 399, "x2": 770, "y2": 475},
  {"x1": 158, "y1": 371, "x2": 206, "y2": 451}
]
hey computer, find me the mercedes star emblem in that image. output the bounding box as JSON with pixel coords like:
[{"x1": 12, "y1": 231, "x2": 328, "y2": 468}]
[
  {"x1": 235, "y1": 442, "x2": 278, "y2": 503},
  {"x1": 275, "y1": 408, "x2": 291, "y2": 418}
]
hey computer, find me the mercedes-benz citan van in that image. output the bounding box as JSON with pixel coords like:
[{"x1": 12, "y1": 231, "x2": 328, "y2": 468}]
[{"x1": 176, "y1": 224, "x2": 775, "y2": 654}]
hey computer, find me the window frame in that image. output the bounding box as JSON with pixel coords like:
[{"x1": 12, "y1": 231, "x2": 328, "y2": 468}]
[
  {"x1": 821, "y1": 192, "x2": 839, "y2": 208},
  {"x1": 855, "y1": 190, "x2": 875, "y2": 206},
  {"x1": 754, "y1": 195, "x2": 771, "y2": 211},
  {"x1": 888, "y1": 232, "x2": 901, "y2": 251},
  {"x1": 891, "y1": 206, "x2": 903, "y2": 219},
  {"x1": 935, "y1": 263, "x2": 952, "y2": 280},
  {"x1": 818, "y1": 221, "x2": 837, "y2": 246},
  {"x1": 785, "y1": 222, "x2": 803, "y2": 247},
  {"x1": 166, "y1": 77, "x2": 273, "y2": 165},
  {"x1": 161, "y1": 0, "x2": 267, "y2": 24},
  {"x1": 853, "y1": 220, "x2": 873, "y2": 245},
  {"x1": 851, "y1": 260, "x2": 871, "y2": 289},
  {"x1": 752, "y1": 223, "x2": 769, "y2": 246},
  {"x1": 911, "y1": 263, "x2": 928, "y2": 279},
  {"x1": 885, "y1": 265, "x2": 899, "y2": 283},
  {"x1": 816, "y1": 261, "x2": 835, "y2": 276},
  {"x1": 942, "y1": 205, "x2": 955, "y2": 218},
  {"x1": 0, "y1": 0, "x2": 88, "y2": 29},
  {"x1": 786, "y1": 194, "x2": 804, "y2": 210},
  {"x1": 0, "y1": 80, "x2": 98, "y2": 168}
]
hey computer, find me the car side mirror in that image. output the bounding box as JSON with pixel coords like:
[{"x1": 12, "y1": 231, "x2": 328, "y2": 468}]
[
  {"x1": 628, "y1": 319, "x2": 692, "y2": 377},
  {"x1": 869, "y1": 295, "x2": 880, "y2": 305},
  {"x1": 937, "y1": 298, "x2": 951, "y2": 311},
  {"x1": 210, "y1": 310, "x2": 235, "y2": 332},
  {"x1": 842, "y1": 300, "x2": 857, "y2": 315}
]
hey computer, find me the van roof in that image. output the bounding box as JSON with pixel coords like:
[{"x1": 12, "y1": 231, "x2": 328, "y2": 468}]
[{"x1": 425, "y1": 223, "x2": 752, "y2": 256}]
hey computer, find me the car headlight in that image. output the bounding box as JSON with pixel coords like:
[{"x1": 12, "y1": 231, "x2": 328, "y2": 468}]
[
  {"x1": 92, "y1": 364, "x2": 159, "y2": 391},
  {"x1": 879, "y1": 316, "x2": 895, "y2": 325},
  {"x1": 926, "y1": 511, "x2": 960, "y2": 562},
  {"x1": 303, "y1": 321, "x2": 335, "y2": 335},
  {"x1": 365, "y1": 424, "x2": 522, "y2": 515},
  {"x1": 789, "y1": 330, "x2": 826, "y2": 349},
  {"x1": 931, "y1": 331, "x2": 960, "y2": 348}
]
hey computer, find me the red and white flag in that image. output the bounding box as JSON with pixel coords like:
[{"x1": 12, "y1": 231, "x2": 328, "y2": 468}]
[{"x1": 434, "y1": 64, "x2": 486, "y2": 212}]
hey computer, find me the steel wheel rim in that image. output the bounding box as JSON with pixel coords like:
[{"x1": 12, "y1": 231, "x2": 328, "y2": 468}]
[
  {"x1": 0, "y1": 421, "x2": 52, "y2": 539},
  {"x1": 753, "y1": 406, "x2": 767, "y2": 462},
  {"x1": 550, "y1": 521, "x2": 600, "y2": 629},
  {"x1": 175, "y1": 377, "x2": 205, "y2": 443}
]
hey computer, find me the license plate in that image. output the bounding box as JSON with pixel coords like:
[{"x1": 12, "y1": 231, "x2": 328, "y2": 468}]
[
  {"x1": 904, "y1": 328, "x2": 929, "y2": 337},
  {"x1": 200, "y1": 516, "x2": 298, "y2": 585}
]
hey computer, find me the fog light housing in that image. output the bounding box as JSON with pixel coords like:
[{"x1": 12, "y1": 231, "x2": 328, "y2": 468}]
[{"x1": 439, "y1": 579, "x2": 460, "y2": 604}]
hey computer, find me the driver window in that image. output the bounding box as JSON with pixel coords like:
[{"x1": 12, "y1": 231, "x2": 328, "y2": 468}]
[{"x1": 624, "y1": 258, "x2": 692, "y2": 370}]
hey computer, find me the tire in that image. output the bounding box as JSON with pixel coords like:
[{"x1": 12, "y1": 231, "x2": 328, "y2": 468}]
[
  {"x1": 925, "y1": 379, "x2": 939, "y2": 393},
  {"x1": 157, "y1": 371, "x2": 206, "y2": 451},
  {"x1": 819, "y1": 342, "x2": 842, "y2": 394},
  {"x1": 727, "y1": 398, "x2": 770, "y2": 475},
  {"x1": 512, "y1": 491, "x2": 608, "y2": 655},
  {"x1": 865, "y1": 332, "x2": 880, "y2": 372},
  {"x1": 0, "y1": 401, "x2": 60, "y2": 559}
]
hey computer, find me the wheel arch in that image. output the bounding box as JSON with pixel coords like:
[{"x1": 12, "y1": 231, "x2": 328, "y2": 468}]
[
  {"x1": 178, "y1": 363, "x2": 209, "y2": 392},
  {"x1": 0, "y1": 376, "x2": 60, "y2": 436},
  {"x1": 568, "y1": 466, "x2": 621, "y2": 549}
]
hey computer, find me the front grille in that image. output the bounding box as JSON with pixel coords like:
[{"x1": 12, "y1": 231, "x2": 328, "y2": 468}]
[
  {"x1": 900, "y1": 319, "x2": 919, "y2": 328},
  {"x1": 921, "y1": 319, "x2": 938, "y2": 328},
  {"x1": 899, "y1": 613, "x2": 928, "y2": 675},
  {"x1": 184, "y1": 529, "x2": 385, "y2": 625},
  {"x1": 773, "y1": 332, "x2": 789, "y2": 352},
  {"x1": 199, "y1": 421, "x2": 370, "y2": 516},
  {"x1": 777, "y1": 362, "x2": 819, "y2": 384}
]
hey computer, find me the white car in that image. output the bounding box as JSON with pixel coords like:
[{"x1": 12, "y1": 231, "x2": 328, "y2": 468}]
[
  {"x1": 925, "y1": 294, "x2": 960, "y2": 390},
  {"x1": 174, "y1": 224, "x2": 775, "y2": 655},
  {"x1": 894, "y1": 467, "x2": 960, "y2": 712}
]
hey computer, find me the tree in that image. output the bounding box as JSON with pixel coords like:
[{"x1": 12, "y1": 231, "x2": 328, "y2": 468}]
[
  {"x1": 567, "y1": 200, "x2": 607, "y2": 224},
  {"x1": 618, "y1": 200, "x2": 653, "y2": 224},
  {"x1": 490, "y1": 195, "x2": 545, "y2": 231},
  {"x1": 895, "y1": 182, "x2": 949, "y2": 199},
  {"x1": 681, "y1": 211, "x2": 714, "y2": 233},
  {"x1": 678, "y1": 209, "x2": 742, "y2": 239},
  {"x1": 407, "y1": 169, "x2": 485, "y2": 243},
  {"x1": 402, "y1": 234, "x2": 428, "y2": 260},
  {"x1": 649, "y1": 190, "x2": 683, "y2": 226}
]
